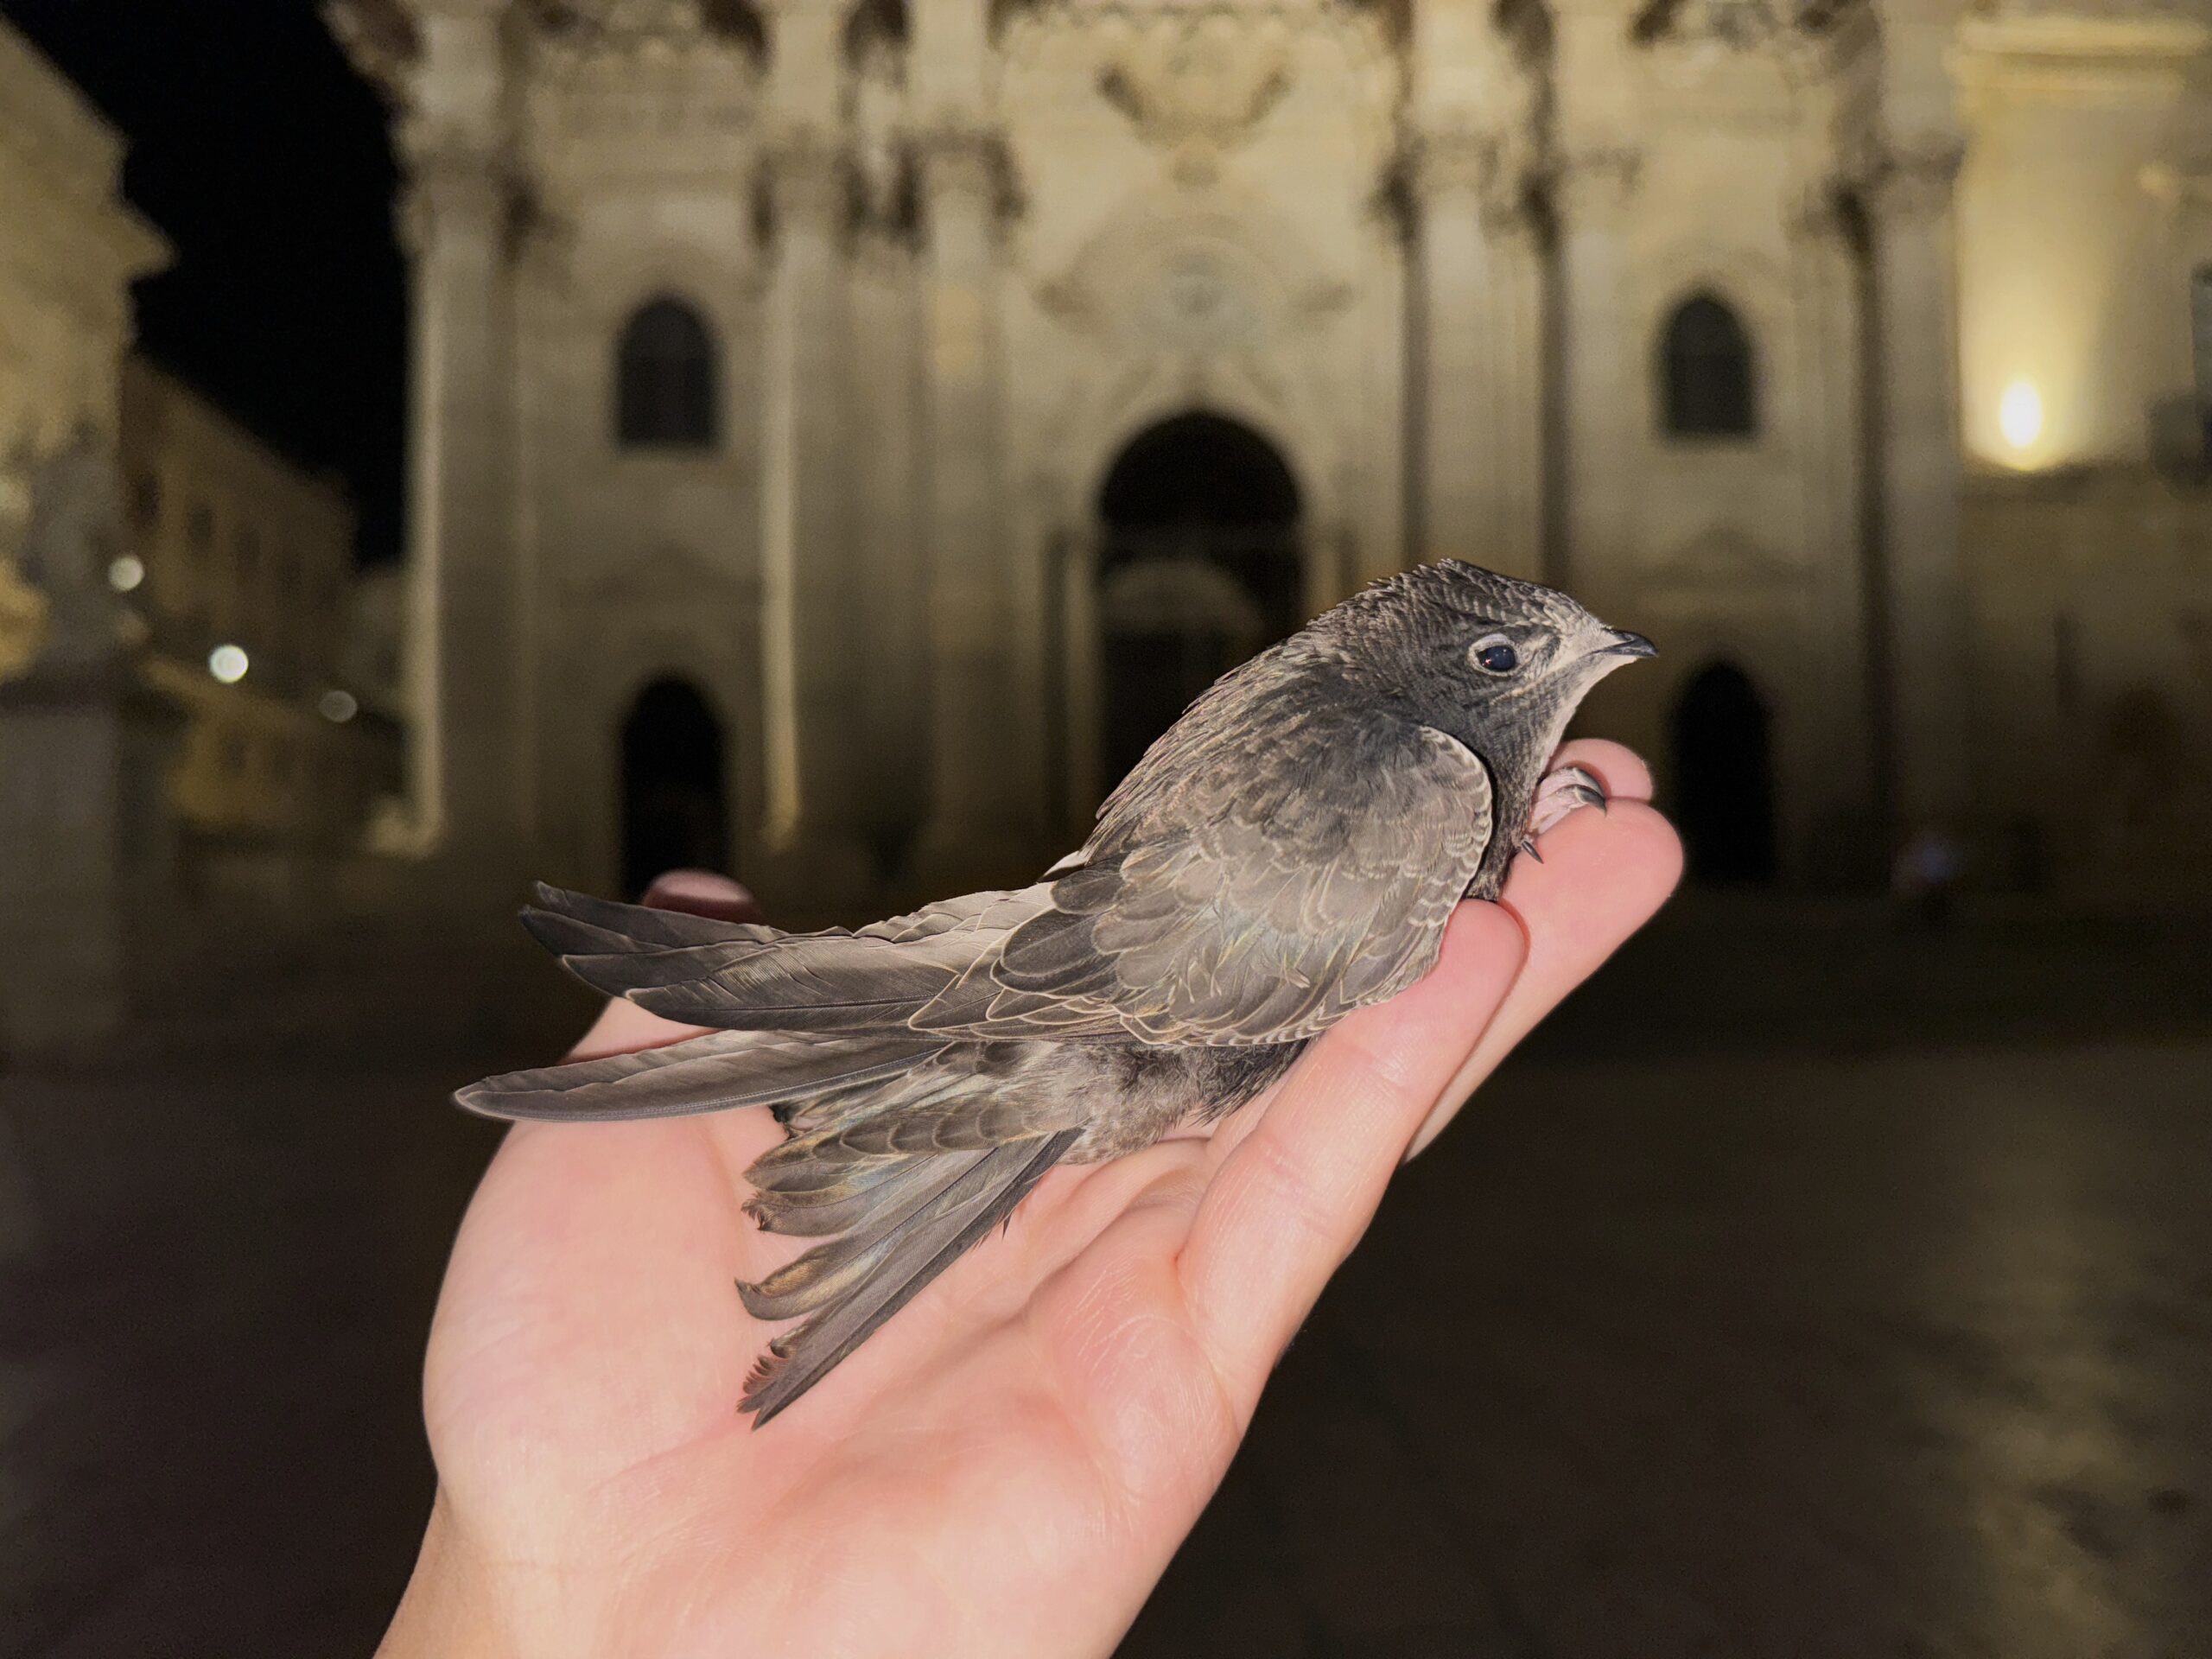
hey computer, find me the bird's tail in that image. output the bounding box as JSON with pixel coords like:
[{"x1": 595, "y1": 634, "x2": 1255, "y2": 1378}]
[
  {"x1": 457, "y1": 1025, "x2": 1083, "y2": 1424},
  {"x1": 737, "y1": 1122, "x2": 1081, "y2": 1422}
]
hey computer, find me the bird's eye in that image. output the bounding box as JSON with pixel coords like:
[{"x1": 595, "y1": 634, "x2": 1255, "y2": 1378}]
[{"x1": 1471, "y1": 635, "x2": 1519, "y2": 675}]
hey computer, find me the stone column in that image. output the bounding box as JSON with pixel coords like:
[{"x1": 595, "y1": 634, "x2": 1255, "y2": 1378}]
[
  {"x1": 1410, "y1": 125, "x2": 1546, "y2": 580},
  {"x1": 754, "y1": 134, "x2": 874, "y2": 909},
  {"x1": 912, "y1": 126, "x2": 1036, "y2": 892},
  {"x1": 1867, "y1": 143, "x2": 1972, "y2": 833},
  {"x1": 1551, "y1": 148, "x2": 1642, "y2": 594},
  {"x1": 392, "y1": 69, "x2": 524, "y2": 874}
]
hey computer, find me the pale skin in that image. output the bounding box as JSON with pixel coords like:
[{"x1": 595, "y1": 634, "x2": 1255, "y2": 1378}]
[{"x1": 379, "y1": 740, "x2": 1683, "y2": 1659}]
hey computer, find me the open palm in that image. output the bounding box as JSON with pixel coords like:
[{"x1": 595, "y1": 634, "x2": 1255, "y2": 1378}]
[{"x1": 379, "y1": 741, "x2": 1681, "y2": 1659}]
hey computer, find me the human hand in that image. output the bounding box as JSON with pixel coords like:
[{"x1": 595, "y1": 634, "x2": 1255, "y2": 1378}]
[{"x1": 378, "y1": 740, "x2": 1681, "y2": 1658}]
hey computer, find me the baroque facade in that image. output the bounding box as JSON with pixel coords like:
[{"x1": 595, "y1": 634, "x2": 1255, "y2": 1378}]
[{"x1": 334, "y1": 0, "x2": 2212, "y2": 911}]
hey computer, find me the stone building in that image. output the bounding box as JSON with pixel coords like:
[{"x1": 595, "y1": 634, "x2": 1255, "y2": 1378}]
[
  {"x1": 118, "y1": 359, "x2": 404, "y2": 897},
  {"x1": 333, "y1": 0, "x2": 2212, "y2": 912},
  {"x1": 1, "y1": 17, "x2": 405, "y2": 908},
  {"x1": 0, "y1": 16, "x2": 170, "y2": 677}
]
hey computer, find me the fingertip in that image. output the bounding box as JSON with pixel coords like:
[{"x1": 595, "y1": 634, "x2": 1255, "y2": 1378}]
[
  {"x1": 641, "y1": 868, "x2": 765, "y2": 922},
  {"x1": 1551, "y1": 739, "x2": 1654, "y2": 804},
  {"x1": 1501, "y1": 797, "x2": 1682, "y2": 922}
]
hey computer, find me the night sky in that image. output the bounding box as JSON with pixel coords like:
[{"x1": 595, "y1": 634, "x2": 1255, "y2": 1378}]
[{"x1": 3, "y1": 0, "x2": 407, "y2": 564}]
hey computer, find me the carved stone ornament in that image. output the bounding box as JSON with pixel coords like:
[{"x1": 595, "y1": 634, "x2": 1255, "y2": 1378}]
[
  {"x1": 1096, "y1": 10, "x2": 1294, "y2": 174},
  {"x1": 1551, "y1": 146, "x2": 1642, "y2": 223},
  {"x1": 1143, "y1": 246, "x2": 1264, "y2": 353}
]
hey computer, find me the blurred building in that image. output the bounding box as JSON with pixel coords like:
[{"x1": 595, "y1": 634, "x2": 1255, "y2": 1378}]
[
  {"x1": 118, "y1": 359, "x2": 404, "y2": 898},
  {"x1": 1, "y1": 16, "x2": 405, "y2": 910},
  {"x1": 334, "y1": 0, "x2": 2212, "y2": 907},
  {"x1": 0, "y1": 16, "x2": 169, "y2": 677}
]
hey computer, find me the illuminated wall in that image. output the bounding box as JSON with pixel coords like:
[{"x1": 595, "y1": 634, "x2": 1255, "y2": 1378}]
[{"x1": 1955, "y1": 12, "x2": 2212, "y2": 472}]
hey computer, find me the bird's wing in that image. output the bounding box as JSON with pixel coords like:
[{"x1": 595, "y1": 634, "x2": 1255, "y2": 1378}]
[
  {"x1": 913, "y1": 704, "x2": 1495, "y2": 1046},
  {"x1": 517, "y1": 883, "x2": 1054, "y2": 1033}
]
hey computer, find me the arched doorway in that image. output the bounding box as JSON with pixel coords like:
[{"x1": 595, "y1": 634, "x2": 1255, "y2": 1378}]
[
  {"x1": 1669, "y1": 661, "x2": 1779, "y2": 884},
  {"x1": 1096, "y1": 411, "x2": 1302, "y2": 785},
  {"x1": 620, "y1": 678, "x2": 728, "y2": 899}
]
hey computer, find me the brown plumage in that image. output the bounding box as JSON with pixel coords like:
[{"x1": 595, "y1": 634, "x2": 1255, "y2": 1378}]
[{"x1": 457, "y1": 561, "x2": 1656, "y2": 1422}]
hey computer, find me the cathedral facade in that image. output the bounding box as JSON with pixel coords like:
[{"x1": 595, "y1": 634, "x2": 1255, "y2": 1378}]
[{"x1": 334, "y1": 0, "x2": 2212, "y2": 911}]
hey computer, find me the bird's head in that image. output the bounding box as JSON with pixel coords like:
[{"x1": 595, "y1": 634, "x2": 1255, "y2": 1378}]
[{"x1": 1317, "y1": 560, "x2": 1656, "y2": 747}]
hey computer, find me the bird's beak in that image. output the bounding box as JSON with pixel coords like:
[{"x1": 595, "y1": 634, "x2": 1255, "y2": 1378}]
[{"x1": 1598, "y1": 629, "x2": 1658, "y2": 659}]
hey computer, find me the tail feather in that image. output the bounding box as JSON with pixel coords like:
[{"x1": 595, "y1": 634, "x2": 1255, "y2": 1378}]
[{"x1": 740, "y1": 1128, "x2": 1082, "y2": 1424}]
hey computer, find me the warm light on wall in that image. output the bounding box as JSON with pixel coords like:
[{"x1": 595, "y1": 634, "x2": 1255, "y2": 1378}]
[
  {"x1": 1999, "y1": 377, "x2": 2044, "y2": 454},
  {"x1": 208, "y1": 644, "x2": 249, "y2": 683}
]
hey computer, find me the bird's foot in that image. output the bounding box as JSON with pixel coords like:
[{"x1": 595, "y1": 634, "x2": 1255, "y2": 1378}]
[{"x1": 1519, "y1": 764, "x2": 1609, "y2": 862}]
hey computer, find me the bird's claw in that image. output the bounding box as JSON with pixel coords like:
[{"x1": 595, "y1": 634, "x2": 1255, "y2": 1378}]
[{"x1": 1522, "y1": 764, "x2": 1610, "y2": 855}]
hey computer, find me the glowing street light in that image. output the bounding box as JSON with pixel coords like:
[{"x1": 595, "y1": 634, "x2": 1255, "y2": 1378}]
[
  {"x1": 1999, "y1": 377, "x2": 2044, "y2": 454},
  {"x1": 107, "y1": 555, "x2": 145, "y2": 593},
  {"x1": 208, "y1": 644, "x2": 249, "y2": 684}
]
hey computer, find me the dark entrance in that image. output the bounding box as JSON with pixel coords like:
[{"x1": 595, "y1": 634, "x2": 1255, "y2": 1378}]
[
  {"x1": 620, "y1": 677, "x2": 728, "y2": 899},
  {"x1": 1669, "y1": 661, "x2": 1779, "y2": 884},
  {"x1": 1096, "y1": 411, "x2": 1301, "y2": 785}
]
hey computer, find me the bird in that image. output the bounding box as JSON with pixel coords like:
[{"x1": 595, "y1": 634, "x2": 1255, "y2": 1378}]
[{"x1": 455, "y1": 561, "x2": 1656, "y2": 1423}]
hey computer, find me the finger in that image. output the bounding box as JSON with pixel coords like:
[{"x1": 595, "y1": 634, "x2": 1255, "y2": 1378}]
[
  {"x1": 1179, "y1": 902, "x2": 1528, "y2": 1405},
  {"x1": 1406, "y1": 797, "x2": 1681, "y2": 1156},
  {"x1": 640, "y1": 868, "x2": 766, "y2": 923},
  {"x1": 563, "y1": 869, "x2": 762, "y2": 1063},
  {"x1": 1548, "y1": 736, "x2": 1653, "y2": 804}
]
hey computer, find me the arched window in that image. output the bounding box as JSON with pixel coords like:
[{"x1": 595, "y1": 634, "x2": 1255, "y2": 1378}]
[
  {"x1": 1660, "y1": 293, "x2": 1757, "y2": 439},
  {"x1": 615, "y1": 298, "x2": 719, "y2": 448}
]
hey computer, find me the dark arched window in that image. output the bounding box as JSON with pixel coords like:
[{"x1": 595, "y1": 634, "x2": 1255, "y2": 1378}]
[
  {"x1": 615, "y1": 298, "x2": 719, "y2": 448},
  {"x1": 1661, "y1": 293, "x2": 1757, "y2": 439}
]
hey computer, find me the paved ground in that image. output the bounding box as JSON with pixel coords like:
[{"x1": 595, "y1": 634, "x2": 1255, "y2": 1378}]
[{"x1": 3, "y1": 912, "x2": 2209, "y2": 1656}]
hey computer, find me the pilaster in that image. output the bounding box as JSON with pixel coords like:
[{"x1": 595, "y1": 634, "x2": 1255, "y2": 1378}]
[
  {"x1": 392, "y1": 105, "x2": 528, "y2": 878},
  {"x1": 1408, "y1": 124, "x2": 1545, "y2": 581},
  {"x1": 1866, "y1": 139, "x2": 1972, "y2": 835},
  {"x1": 1551, "y1": 146, "x2": 1643, "y2": 594},
  {"x1": 752, "y1": 132, "x2": 875, "y2": 910},
  {"x1": 912, "y1": 124, "x2": 1039, "y2": 893}
]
